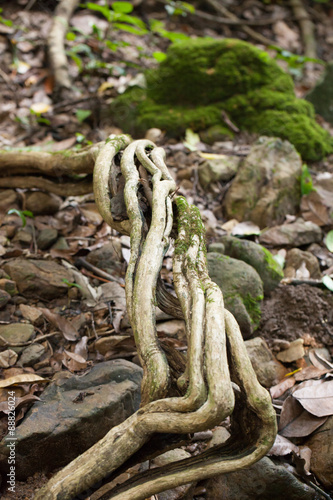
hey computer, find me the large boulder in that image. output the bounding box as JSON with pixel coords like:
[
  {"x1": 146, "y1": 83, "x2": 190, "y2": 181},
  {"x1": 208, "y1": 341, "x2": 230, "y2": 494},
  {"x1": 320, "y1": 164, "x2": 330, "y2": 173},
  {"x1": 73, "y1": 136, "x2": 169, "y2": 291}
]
[
  {"x1": 223, "y1": 137, "x2": 302, "y2": 228},
  {"x1": 0, "y1": 360, "x2": 142, "y2": 480},
  {"x1": 3, "y1": 258, "x2": 74, "y2": 300},
  {"x1": 207, "y1": 253, "x2": 263, "y2": 338},
  {"x1": 110, "y1": 38, "x2": 333, "y2": 160},
  {"x1": 216, "y1": 235, "x2": 283, "y2": 294},
  {"x1": 204, "y1": 456, "x2": 316, "y2": 499}
]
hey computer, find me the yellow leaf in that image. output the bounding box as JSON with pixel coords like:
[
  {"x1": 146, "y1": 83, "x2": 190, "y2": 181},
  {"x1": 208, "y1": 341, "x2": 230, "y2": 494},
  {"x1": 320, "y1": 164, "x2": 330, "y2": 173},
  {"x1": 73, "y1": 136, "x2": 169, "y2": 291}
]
[
  {"x1": 98, "y1": 81, "x2": 114, "y2": 95},
  {"x1": 30, "y1": 102, "x2": 51, "y2": 114},
  {"x1": 0, "y1": 374, "x2": 50, "y2": 388},
  {"x1": 199, "y1": 152, "x2": 228, "y2": 160}
]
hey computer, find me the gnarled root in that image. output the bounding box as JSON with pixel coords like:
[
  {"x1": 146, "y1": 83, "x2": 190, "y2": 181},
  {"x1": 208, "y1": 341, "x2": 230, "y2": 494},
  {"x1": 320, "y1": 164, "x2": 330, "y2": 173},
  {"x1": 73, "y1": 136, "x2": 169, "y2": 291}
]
[{"x1": 34, "y1": 136, "x2": 276, "y2": 500}]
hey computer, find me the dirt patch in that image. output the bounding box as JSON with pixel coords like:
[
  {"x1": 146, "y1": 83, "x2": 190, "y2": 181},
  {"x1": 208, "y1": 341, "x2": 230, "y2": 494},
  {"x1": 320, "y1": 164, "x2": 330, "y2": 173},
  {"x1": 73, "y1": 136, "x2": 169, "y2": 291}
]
[{"x1": 257, "y1": 284, "x2": 333, "y2": 350}]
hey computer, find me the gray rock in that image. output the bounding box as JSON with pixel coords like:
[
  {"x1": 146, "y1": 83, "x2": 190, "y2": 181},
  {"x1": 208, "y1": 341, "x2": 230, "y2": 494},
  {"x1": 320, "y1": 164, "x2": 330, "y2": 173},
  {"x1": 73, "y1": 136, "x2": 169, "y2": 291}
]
[
  {"x1": 0, "y1": 323, "x2": 35, "y2": 353},
  {"x1": 52, "y1": 236, "x2": 69, "y2": 250},
  {"x1": 25, "y1": 191, "x2": 62, "y2": 215},
  {"x1": 12, "y1": 228, "x2": 33, "y2": 246},
  {"x1": 284, "y1": 248, "x2": 321, "y2": 279},
  {"x1": 0, "y1": 359, "x2": 142, "y2": 480},
  {"x1": 223, "y1": 137, "x2": 302, "y2": 228},
  {"x1": 207, "y1": 253, "x2": 264, "y2": 338},
  {"x1": 259, "y1": 218, "x2": 322, "y2": 247},
  {"x1": 216, "y1": 235, "x2": 283, "y2": 294},
  {"x1": 204, "y1": 456, "x2": 316, "y2": 499},
  {"x1": 245, "y1": 337, "x2": 288, "y2": 387},
  {"x1": 86, "y1": 239, "x2": 124, "y2": 274},
  {"x1": 306, "y1": 61, "x2": 333, "y2": 125},
  {"x1": 198, "y1": 155, "x2": 240, "y2": 188},
  {"x1": 37, "y1": 228, "x2": 58, "y2": 250},
  {"x1": 0, "y1": 189, "x2": 19, "y2": 210},
  {"x1": 3, "y1": 258, "x2": 74, "y2": 299},
  {"x1": 19, "y1": 343, "x2": 46, "y2": 366},
  {"x1": 0, "y1": 290, "x2": 10, "y2": 310},
  {"x1": 208, "y1": 242, "x2": 225, "y2": 254}
]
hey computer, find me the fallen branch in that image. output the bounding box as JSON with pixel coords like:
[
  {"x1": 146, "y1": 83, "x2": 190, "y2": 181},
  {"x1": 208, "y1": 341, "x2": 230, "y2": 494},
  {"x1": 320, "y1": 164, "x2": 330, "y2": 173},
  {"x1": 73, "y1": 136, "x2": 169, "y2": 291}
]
[
  {"x1": 34, "y1": 136, "x2": 276, "y2": 500},
  {"x1": 289, "y1": 0, "x2": 316, "y2": 58},
  {"x1": 47, "y1": 0, "x2": 80, "y2": 94}
]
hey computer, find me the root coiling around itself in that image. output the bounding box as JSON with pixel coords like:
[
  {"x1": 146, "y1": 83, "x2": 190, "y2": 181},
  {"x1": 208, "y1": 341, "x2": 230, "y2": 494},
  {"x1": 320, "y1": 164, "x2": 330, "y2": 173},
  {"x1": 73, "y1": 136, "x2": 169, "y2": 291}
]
[{"x1": 34, "y1": 136, "x2": 277, "y2": 500}]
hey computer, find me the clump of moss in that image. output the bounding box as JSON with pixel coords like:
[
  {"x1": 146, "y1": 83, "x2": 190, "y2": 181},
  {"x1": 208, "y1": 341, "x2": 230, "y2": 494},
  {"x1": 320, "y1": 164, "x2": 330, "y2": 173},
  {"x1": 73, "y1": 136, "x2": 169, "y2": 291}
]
[{"x1": 110, "y1": 38, "x2": 333, "y2": 161}]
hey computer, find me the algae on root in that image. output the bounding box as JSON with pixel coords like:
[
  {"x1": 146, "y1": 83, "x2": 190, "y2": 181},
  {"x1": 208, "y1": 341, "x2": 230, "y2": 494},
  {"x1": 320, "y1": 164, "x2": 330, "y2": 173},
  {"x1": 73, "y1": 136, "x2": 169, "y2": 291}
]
[{"x1": 110, "y1": 38, "x2": 333, "y2": 161}]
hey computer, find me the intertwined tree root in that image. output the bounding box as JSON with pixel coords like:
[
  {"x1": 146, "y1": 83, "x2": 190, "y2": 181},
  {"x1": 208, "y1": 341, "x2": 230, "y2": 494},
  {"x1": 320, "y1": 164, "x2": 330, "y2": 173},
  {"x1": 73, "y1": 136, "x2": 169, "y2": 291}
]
[{"x1": 34, "y1": 135, "x2": 277, "y2": 500}]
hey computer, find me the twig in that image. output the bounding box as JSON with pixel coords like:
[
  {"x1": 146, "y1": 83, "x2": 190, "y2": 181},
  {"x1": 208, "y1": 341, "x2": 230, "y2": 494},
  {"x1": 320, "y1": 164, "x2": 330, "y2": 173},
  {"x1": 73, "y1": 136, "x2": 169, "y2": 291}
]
[
  {"x1": 289, "y1": 0, "x2": 316, "y2": 58},
  {"x1": 75, "y1": 256, "x2": 125, "y2": 285},
  {"x1": 48, "y1": 0, "x2": 80, "y2": 92},
  {"x1": 204, "y1": 0, "x2": 275, "y2": 46}
]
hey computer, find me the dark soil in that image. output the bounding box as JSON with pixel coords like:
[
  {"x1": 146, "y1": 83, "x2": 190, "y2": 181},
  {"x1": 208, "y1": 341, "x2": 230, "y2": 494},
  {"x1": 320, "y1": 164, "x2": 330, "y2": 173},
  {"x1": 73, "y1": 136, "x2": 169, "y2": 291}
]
[{"x1": 258, "y1": 284, "x2": 333, "y2": 351}]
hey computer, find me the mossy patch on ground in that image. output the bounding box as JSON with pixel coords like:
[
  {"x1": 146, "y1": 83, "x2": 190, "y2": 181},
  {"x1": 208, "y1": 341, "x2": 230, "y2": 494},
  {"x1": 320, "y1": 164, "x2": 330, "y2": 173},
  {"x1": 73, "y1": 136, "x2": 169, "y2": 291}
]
[{"x1": 110, "y1": 38, "x2": 333, "y2": 161}]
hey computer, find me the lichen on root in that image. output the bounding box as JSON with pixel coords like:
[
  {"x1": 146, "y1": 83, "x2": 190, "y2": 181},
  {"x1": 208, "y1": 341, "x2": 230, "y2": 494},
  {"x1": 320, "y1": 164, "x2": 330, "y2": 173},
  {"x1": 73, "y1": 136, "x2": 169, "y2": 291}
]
[{"x1": 34, "y1": 135, "x2": 276, "y2": 500}]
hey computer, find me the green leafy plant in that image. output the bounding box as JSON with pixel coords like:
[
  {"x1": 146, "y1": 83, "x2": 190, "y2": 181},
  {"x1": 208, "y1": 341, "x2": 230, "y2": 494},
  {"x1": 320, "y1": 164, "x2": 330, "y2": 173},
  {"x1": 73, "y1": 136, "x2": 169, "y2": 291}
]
[
  {"x1": 164, "y1": 1, "x2": 195, "y2": 16},
  {"x1": 7, "y1": 209, "x2": 34, "y2": 227},
  {"x1": 76, "y1": 109, "x2": 92, "y2": 123},
  {"x1": 0, "y1": 8, "x2": 13, "y2": 27},
  {"x1": 269, "y1": 45, "x2": 325, "y2": 78},
  {"x1": 62, "y1": 278, "x2": 82, "y2": 289},
  {"x1": 301, "y1": 164, "x2": 316, "y2": 196},
  {"x1": 325, "y1": 230, "x2": 333, "y2": 253}
]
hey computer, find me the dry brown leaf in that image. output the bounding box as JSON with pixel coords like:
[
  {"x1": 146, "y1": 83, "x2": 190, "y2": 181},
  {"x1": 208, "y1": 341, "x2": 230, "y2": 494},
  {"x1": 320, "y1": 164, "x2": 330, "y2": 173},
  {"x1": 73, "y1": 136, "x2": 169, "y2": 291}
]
[
  {"x1": 40, "y1": 308, "x2": 79, "y2": 341},
  {"x1": 301, "y1": 191, "x2": 329, "y2": 226},
  {"x1": 74, "y1": 336, "x2": 88, "y2": 360},
  {"x1": 279, "y1": 395, "x2": 327, "y2": 437},
  {"x1": 63, "y1": 350, "x2": 88, "y2": 372},
  {"x1": 293, "y1": 379, "x2": 333, "y2": 417},
  {"x1": 267, "y1": 434, "x2": 299, "y2": 456},
  {"x1": 294, "y1": 365, "x2": 330, "y2": 382},
  {"x1": 0, "y1": 393, "x2": 40, "y2": 414},
  {"x1": 270, "y1": 376, "x2": 296, "y2": 399},
  {"x1": 0, "y1": 374, "x2": 49, "y2": 388},
  {"x1": 309, "y1": 349, "x2": 333, "y2": 370}
]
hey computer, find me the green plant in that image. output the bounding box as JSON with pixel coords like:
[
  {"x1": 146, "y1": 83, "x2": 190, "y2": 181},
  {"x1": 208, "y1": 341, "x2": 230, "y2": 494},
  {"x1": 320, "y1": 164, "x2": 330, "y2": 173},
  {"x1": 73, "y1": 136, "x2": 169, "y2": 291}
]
[
  {"x1": 7, "y1": 209, "x2": 34, "y2": 227},
  {"x1": 62, "y1": 278, "x2": 82, "y2": 289},
  {"x1": 0, "y1": 8, "x2": 13, "y2": 27},
  {"x1": 269, "y1": 45, "x2": 325, "y2": 78},
  {"x1": 301, "y1": 164, "x2": 316, "y2": 195}
]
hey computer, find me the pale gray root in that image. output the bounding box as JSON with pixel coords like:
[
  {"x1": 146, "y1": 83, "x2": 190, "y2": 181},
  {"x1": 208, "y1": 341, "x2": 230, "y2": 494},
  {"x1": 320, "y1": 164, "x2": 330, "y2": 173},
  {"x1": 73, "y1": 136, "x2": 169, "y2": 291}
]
[
  {"x1": 289, "y1": 0, "x2": 316, "y2": 59},
  {"x1": 34, "y1": 138, "x2": 277, "y2": 500},
  {"x1": 48, "y1": 0, "x2": 80, "y2": 91}
]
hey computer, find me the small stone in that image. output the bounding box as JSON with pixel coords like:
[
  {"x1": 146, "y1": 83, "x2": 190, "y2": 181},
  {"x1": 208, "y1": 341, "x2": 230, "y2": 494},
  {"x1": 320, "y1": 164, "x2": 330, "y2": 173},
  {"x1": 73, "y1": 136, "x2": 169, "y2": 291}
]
[
  {"x1": 19, "y1": 343, "x2": 46, "y2": 366},
  {"x1": 151, "y1": 449, "x2": 193, "y2": 500},
  {"x1": 3, "y1": 258, "x2": 74, "y2": 299},
  {"x1": 284, "y1": 248, "x2": 321, "y2": 279},
  {"x1": 86, "y1": 240, "x2": 123, "y2": 274},
  {"x1": 198, "y1": 156, "x2": 240, "y2": 188},
  {"x1": 0, "y1": 190, "x2": 19, "y2": 210},
  {"x1": 207, "y1": 253, "x2": 264, "y2": 338},
  {"x1": 208, "y1": 427, "x2": 231, "y2": 448},
  {"x1": 0, "y1": 290, "x2": 10, "y2": 310},
  {"x1": 12, "y1": 228, "x2": 33, "y2": 245},
  {"x1": 37, "y1": 228, "x2": 58, "y2": 250},
  {"x1": 0, "y1": 323, "x2": 35, "y2": 353},
  {"x1": 145, "y1": 128, "x2": 164, "y2": 143},
  {"x1": 25, "y1": 191, "x2": 62, "y2": 215},
  {"x1": 0, "y1": 349, "x2": 18, "y2": 368},
  {"x1": 259, "y1": 218, "x2": 322, "y2": 247},
  {"x1": 52, "y1": 236, "x2": 69, "y2": 250},
  {"x1": 0, "y1": 279, "x2": 18, "y2": 296},
  {"x1": 19, "y1": 304, "x2": 43, "y2": 325},
  {"x1": 156, "y1": 320, "x2": 186, "y2": 340},
  {"x1": 216, "y1": 235, "x2": 284, "y2": 294},
  {"x1": 276, "y1": 338, "x2": 305, "y2": 363},
  {"x1": 245, "y1": 337, "x2": 288, "y2": 387}
]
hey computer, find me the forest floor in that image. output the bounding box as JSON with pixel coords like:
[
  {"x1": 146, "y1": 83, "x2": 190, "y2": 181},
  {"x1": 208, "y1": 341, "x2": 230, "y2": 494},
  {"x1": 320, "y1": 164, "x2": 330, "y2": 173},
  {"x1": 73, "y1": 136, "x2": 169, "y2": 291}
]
[{"x1": 0, "y1": 1, "x2": 333, "y2": 499}]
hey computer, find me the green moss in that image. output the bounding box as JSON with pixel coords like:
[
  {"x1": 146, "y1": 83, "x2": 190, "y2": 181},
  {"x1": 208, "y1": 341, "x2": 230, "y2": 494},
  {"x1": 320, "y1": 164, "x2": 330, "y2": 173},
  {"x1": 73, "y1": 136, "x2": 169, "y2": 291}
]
[
  {"x1": 261, "y1": 246, "x2": 283, "y2": 276},
  {"x1": 109, "y1": 38, "x2": 333, "y2": 161},
  {"x1": 242, "y1": 110, "x2": 333, "y2": 161},
  {"x1": 243, "y1": 293, "x2": 263, "y2": 328}
]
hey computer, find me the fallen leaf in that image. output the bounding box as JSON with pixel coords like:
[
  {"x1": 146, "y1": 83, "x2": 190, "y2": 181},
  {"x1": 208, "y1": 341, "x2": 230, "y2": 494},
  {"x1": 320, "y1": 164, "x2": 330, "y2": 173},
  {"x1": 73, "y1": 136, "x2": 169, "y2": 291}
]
[
  {"x1": 308, "y1": 349, "x2": 333, "y2": 370},
  {"x1": 0, "y1": 350, "x2": 18, "y2": 369},
  {"x1": 325, "y1": 230, "x2": 333, "y2": 253},
  {"x1": 301, "y1": 191, "x2": 329, "y2": 226},
  {"x1": 231, "y1": 221, "x2": 261, "y2": 237},
  {"x1": 322, "y1": 275, "x2": 333, "y2": 292},
  {"x1": 279, "y1": 395, "x2": 327, "y2": 437},
  {"x1": 294, "y1": 365, "x2": 331, "y2": 381},
  {"x1": 292, "y1": 379, "x2": 333, "y2": 417},
  {"x1": 0, "y1": 374, "x2": 49, "y2": 388},
  {"x1": 0, "y1": 394, "x2": 40, "y2": 414},
  {"x1": 270, "y1": 376, "x2": 296, "y2": 399},
  {"x1": 268, "y1": 434, "x2": 299, "y2": 456},
  {"x1": 74, "y1": 336, "x2": 88, "y2": 360},
  {"x1": 40, "y1": 308, "x2": 79, "y2": 341}
]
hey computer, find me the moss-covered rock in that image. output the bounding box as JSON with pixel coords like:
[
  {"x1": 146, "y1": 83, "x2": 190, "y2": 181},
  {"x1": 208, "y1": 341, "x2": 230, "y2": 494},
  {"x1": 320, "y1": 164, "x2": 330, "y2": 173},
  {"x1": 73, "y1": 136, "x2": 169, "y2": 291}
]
[
  {"x1": 207, "y1": 253, "x2": 264, "y2": 338},
  {"x1": 110, "y1": 38, "x2": 333, "y2": 161},
  {"x1": 215, "y1": 235, "x2": 284, "y2": 294}
]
